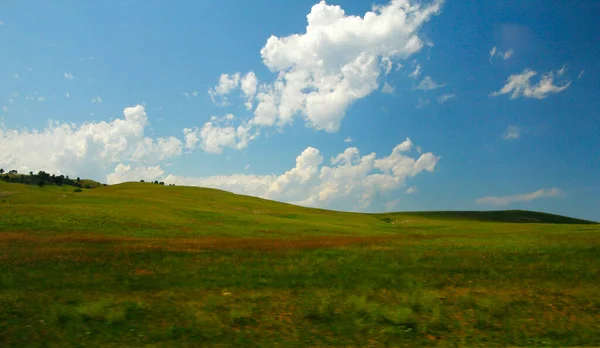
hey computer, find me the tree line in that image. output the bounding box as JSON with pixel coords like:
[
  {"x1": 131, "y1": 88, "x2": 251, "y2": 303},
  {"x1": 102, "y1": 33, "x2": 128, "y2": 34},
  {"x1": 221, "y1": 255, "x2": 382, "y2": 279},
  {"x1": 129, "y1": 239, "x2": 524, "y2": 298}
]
[
  {"x1": 0, "y1": 168, "x2": 99, "y2": 188},
  {"x1": 139, "y1": 180, "x2": 175, "y2": 186}
]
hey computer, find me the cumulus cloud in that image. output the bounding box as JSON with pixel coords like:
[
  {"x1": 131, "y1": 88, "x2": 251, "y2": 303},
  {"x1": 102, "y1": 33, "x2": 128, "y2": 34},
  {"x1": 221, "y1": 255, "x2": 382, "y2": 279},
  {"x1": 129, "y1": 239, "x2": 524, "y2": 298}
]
[
  {"x1": 192, "y1": 0, "x2": 444, "y2": 150},
  {"x1": 208, "y1": 73, "x2": 241, "y2": 105},
  {"x1": 106, "y1": 164, "x2": 164, "y2": 185},
  {"x1": 160, "y1": 138, "x2": 439, "y2": 211},
  {"x1": 502, "y1": 125, "x2": 522, "y2": 140},
  {"x1": 476, "y1": 188, "x2": 561, "y2": 206},
  {"x1": 0, "y1": 105, "x2": 183, "y2": 181},
  {"x1": 491, "y1": 68, "x2": 571, "y2": 99},
  {"x1": 344, "y1": 136, "x2": 353, "y2": 143},
  {"x1": 416, "y1": 76, "x2": 445, "y2": 91},
  {"x1": 64, "y1": 73, "x2": 74, "y2": 80},
  {"x1": 183, "y1": 115, "x2": 257, "y2": 154},
  {"x1": 240, "y1": 72, "x2": 258, "y2": 110}
]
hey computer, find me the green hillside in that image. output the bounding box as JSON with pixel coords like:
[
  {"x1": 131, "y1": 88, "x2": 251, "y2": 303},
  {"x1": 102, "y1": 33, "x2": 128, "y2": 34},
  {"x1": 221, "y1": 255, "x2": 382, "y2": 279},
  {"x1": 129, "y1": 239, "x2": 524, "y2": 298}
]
[{"x1": 1, "y1": 181, "x2": 599, "y2": 347}]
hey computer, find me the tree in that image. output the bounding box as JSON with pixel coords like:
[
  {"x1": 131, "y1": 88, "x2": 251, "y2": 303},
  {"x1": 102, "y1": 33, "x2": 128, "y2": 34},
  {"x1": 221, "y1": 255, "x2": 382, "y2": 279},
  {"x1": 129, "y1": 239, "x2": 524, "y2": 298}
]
[
  {"x1": 8, "y1": 170, "x2": 18, "y2": 175},
  {"x1": 0, "y1": 169, "x2": 4, "y2": 175},
  {"x1": 140, "y1": 180, "x2": 145, "y2": 183}
]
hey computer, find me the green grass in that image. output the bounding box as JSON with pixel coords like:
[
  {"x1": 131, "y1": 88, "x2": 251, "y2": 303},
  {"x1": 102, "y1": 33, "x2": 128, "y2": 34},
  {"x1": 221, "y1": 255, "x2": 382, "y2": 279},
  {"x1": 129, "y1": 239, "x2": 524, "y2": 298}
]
[{"x1": 1, "y1": 181, "x2": 599, "y2": 347}]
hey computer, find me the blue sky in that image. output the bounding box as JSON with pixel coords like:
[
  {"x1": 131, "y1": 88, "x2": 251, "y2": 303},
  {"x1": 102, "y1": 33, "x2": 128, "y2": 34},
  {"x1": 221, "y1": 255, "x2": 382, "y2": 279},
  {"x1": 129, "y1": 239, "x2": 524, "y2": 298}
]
[{"x1": 1, "y1": 0, "x2": 599, "y2": 221}]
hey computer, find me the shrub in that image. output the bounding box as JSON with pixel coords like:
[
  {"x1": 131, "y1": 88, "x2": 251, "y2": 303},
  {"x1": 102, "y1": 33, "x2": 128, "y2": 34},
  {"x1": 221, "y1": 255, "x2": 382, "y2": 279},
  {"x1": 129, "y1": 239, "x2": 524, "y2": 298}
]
[{"x1": 73, "y1": 188, "x2": 83, "y2": 193}]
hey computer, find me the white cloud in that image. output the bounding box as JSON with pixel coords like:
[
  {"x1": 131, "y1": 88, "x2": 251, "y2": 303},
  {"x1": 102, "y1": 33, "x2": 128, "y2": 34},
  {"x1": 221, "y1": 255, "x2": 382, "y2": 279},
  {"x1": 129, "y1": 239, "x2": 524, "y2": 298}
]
[
  {"x1": 416, "y1": 76, "x2": 445, "y2": 90},
  {"x1": 37, "y1": 96, "x2": 47, "y2": 102},
  {"x1": 0, "y1": 105, "x2": 183, "y2": 181},
  {"x1": 65, "y1": 92, "x2": 70, "y2": 98},
  {"x1": 382, "y1": 82, "x2": 395, "y2": 94},
  {"x1": 491, "y1": 68, "x2": 571, "y2": 99},
  {"x1": 194, "y1": 0, "x2": 443, "y2": 147},
  {"x1": 184, "y1": 116, "x2": 257, "y2": 154},
  {"x1": 13, "y1": 73, "x2": 19, "y2": 79},
  {"x1": 476, "y1": 188, "x2": 561, "y2": 206},
  {"x1": 1, "y1": 106, "x2": 7, "y2": 112},
  {"x1": 106, "y1": 164, "x2": 164, "y2": 185},
  {"x1": 208, "y1": 73, "x2": 241, "y2": 106},
  {"x1": 578, "y1": 70, "x2": 585, "y2": 79},
  {"x1": 384, "y1": 199, "x2": 400, "y2": 211},
  {"x1": 344, "y1": 136, "x2": 353, "y2": 143},
  {"x1": 240, "y1": 71, "x2": 258, "y2": 110},
  {"x1": 0, "y1": 21, "x2": 4, "y2": 26},
  {"x1": 489, "y1": 46, "x2": 514, "y2": 61},
  {"x1": 91, "y1": 96, "x2": 102, "y2": 103},
  {"x1": 409, "y1": 64, "x2": 421, "y2": 78},
  {"x1": 416, "y1": 98, "x2": 430, "y2": 108},
  {"x1": 489, "y1": 46, "x2": 497, "y2": 60},
  {"x1": 161, "y1": 138, "x2": 438, "y2": 211},
  {"x1": 244, "y1": 164, "x2": 251, "y2": 171},
  {"x1": 192, "y1": 90, "x2": 199, "y2": 97},
  {"x1": 502, "y1": 125, "x2": 522, "y2": 140},
  {"x1": 64, "y1": 73, "x2": 74, "y2": 80},
  {"x1": 437, "y1": 93, "x2": 455, "y2": 103},
  {"x1": 405, "y1": 186, "x2": 418, "y2": 194}
]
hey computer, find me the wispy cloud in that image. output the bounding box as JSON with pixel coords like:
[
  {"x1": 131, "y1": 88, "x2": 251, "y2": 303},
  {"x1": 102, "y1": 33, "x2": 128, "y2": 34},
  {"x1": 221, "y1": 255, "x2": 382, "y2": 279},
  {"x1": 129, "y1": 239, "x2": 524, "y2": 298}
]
[
  {"x1": 91, "y1": 96, "x2": 102, "y2": 103},
  {"x1": 382, "y1": 82, "x2": 395, "y2": 94},
  {"x1": 489, "y1": 46, "x2": 514, "y2": 62},
  {"x1": 13, "y1": 73, "x2": 19, "y2": 79},
  {"x1": 417, "y1": 98, "x2": 430, "y2": 108},
  {"x1": 385, "y1": 199, "x2": 400, "y2": 211},
  {"x1": 491, "y1": 67, "x2": 571, "y2": 99},
  {"x1": 405, "y1": 186, "x2": 418, "y2": 194},
  {"x1": 64, "y1": 73, "x2": 74, "y2": 80},
  {"x1": 0, "y1": 21, "x2": 5, "y2": 26},
  {"x1": 437, "y1": 93, "x2": 455, "y2": 104},
  {"x1": 416, "y1": 76, "x2": 445, "y2": 91},
  {"x1": 476, "y1": 188, "x2": 561, "y2": 206},
  {"x1": 344, "y1": 137, "x2": 354, "y2": 143},
  {"x1": 578, "y1": 70, "x2": 585, "y2": 79},
  {"x1": 409, "y1": 64, "x2": 421, "y2": 78},
  {"x1": 502, "y1": 125, "x2": 523, "y2": 140}
]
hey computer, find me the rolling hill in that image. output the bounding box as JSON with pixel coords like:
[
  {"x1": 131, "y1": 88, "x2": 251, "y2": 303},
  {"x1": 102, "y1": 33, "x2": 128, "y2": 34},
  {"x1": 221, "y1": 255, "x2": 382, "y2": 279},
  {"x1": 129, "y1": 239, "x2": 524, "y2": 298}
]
[{"x1": 1, "y1": 180, "x2": 599, "y2": 347}]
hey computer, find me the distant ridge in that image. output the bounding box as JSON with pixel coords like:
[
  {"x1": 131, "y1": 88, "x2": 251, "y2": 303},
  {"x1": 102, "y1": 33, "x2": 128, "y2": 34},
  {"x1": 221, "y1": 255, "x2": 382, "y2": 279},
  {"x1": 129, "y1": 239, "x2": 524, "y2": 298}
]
[{"x1": 381, "y1": 210, "x2": 598, "y2": 225}]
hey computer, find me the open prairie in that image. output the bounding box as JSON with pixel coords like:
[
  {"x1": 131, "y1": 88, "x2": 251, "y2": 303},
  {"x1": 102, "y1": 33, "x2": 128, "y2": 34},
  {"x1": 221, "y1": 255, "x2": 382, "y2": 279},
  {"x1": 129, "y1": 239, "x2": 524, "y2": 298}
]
[{"x1": 1, "y1": 181, "x2": 599, "y2": 347}]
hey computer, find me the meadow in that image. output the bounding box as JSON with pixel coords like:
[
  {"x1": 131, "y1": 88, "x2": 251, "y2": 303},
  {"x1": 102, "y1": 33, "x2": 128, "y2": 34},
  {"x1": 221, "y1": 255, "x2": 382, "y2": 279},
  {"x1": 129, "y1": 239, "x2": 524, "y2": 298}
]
[{"x1": 1, "y1": 181, "x2": 599, "y2": 347}]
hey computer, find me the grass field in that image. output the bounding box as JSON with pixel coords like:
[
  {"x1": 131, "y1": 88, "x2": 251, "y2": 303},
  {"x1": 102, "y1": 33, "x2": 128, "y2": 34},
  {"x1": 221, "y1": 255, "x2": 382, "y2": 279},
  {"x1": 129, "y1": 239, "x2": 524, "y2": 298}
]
[{"x1": 1, "y1": 181, "x2": 599, "y2": 347}]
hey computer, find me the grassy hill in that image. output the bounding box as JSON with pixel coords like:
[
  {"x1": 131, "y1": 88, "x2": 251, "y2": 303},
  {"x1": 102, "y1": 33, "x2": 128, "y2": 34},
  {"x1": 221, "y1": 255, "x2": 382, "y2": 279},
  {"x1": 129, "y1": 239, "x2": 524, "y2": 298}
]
[{"x1": 1, "y1": 181, "x2": 599, "y2": 347}]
